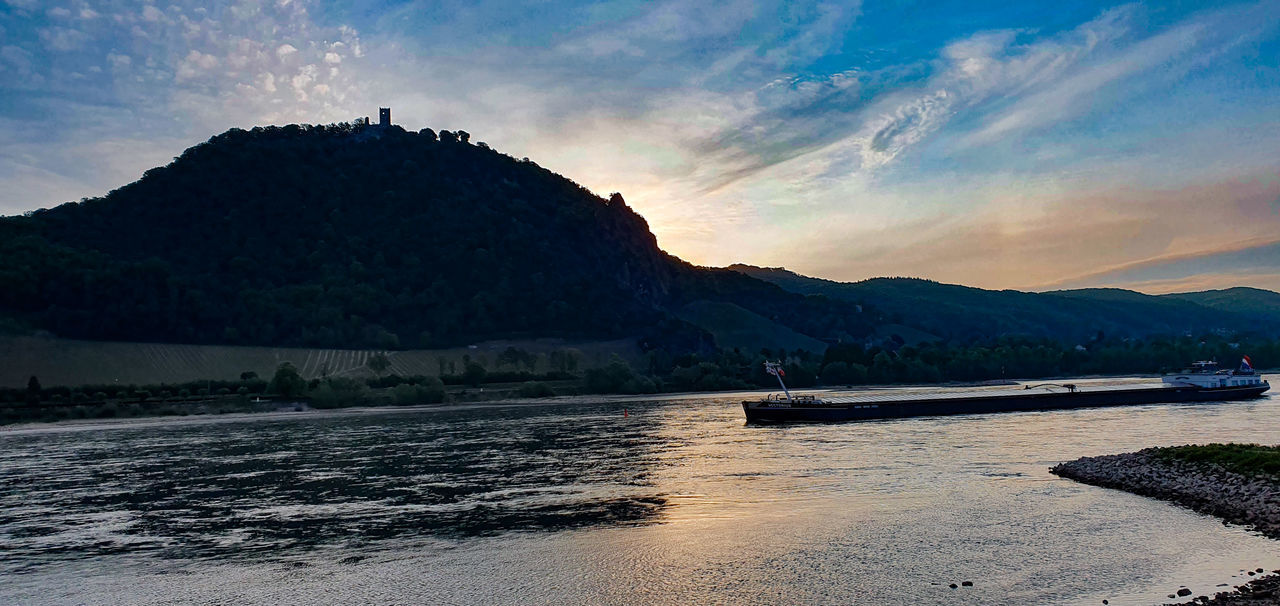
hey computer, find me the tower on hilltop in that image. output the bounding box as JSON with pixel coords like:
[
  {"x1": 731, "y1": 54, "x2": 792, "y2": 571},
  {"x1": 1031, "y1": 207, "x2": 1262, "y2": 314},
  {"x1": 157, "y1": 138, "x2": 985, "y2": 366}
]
[{"x1": 379, "y1": 107, "x2": 391, "y2": 127}]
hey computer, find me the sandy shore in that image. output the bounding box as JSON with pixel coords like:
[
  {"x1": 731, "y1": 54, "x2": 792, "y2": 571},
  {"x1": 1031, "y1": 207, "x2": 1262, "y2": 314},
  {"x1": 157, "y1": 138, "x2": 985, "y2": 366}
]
[{"x1": 1052, "y1": 450, "x2": 1280, "y2": 605}]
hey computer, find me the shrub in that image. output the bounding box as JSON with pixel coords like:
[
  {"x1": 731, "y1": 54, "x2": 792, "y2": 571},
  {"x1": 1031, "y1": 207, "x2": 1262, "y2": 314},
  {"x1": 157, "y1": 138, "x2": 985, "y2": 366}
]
[
  {"x1": 310, "y1": 377, "x2": 371, "y2": 409},
  {"x1": 517, "y1": 381, "x2": 556, "y2": 398},
  {"x1": 390, "y1": 379, "x2": 447, "y2": 405}
]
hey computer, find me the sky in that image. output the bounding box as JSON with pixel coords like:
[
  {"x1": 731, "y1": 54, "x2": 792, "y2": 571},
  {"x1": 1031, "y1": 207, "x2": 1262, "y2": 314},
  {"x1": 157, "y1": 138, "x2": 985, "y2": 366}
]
[{"x1": 2, "y1": 0, "x2": 1279, "y2": 294}]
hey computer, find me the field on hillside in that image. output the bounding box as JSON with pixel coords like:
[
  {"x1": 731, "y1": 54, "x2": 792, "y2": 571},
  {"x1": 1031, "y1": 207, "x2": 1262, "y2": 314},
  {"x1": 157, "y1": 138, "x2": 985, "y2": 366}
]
[
  {"x1": 677, "y1": 301, "x2": 827, "y2": 353},
  {"x1": 1, "y1": 337, "x2": 643, "y2": 388}
]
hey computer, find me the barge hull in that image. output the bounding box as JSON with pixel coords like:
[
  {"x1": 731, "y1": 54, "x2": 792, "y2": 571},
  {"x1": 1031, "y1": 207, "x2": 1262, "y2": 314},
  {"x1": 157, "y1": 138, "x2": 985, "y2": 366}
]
[{"x1": 742, "y1": 384, "x2": 1270, "y2": 424}]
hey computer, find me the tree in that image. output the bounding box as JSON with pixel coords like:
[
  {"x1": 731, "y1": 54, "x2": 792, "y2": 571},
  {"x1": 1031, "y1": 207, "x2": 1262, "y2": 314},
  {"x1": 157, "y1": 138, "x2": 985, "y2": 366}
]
[
  {"x1": 269, "y1": 362, "x2": 307, "y2": 398},
  {"x1": 25, "y1": 375, "x2": 40, "y2": 405},
  {"x1": 462, "y1": 360, "x2": 487, "y2": 386},
  {"x1": 367, "y1": 352, "x2": 391, "y2": 376},
  {"x1": 240, "y1": 371, "x2": 258, "y2": 381},
  {"x1": 498, "y1": 346, "x2": 528, "y2": 369},
  {"x1": 584, "y1": 355, "x2": 637, "y2": 393}
]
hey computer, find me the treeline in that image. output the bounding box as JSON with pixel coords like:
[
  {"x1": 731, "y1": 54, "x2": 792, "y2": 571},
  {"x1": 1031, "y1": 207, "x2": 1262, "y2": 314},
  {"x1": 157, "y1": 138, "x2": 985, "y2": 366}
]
[
  {"x1": 812, "y1": 334, "x2": 1279, "y2": 385},
  {"x1": 8, "y1": 334, "x2": 1274, "y2": 425},
  {"x1": 594, "y1": 333, "x2": 1280, "y2": 394},
  {"x1": 1, "y1": 364, "x2": 447, "y2": 424}
]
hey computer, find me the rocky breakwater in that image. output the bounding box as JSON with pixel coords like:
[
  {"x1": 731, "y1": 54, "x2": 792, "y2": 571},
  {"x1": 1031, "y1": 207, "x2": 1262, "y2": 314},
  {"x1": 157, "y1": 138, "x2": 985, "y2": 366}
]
[{"x1": 1052, "y1": 445, "x2": 1280, "y2": 605}]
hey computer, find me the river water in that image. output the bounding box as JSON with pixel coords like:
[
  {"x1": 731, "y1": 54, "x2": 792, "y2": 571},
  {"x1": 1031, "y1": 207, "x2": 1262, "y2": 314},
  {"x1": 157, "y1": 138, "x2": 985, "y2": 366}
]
[{"x1": 1, "y1": 378, "x2": 1278, "y2": 605}]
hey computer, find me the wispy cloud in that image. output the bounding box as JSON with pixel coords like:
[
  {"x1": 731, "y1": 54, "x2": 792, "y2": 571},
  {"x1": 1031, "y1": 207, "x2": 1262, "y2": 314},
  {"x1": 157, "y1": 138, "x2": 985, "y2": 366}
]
[
  {"x1": 958, "y1": 2, "x2": 1279, "y2": 148},
  {"x1": 1, "y1": 0, "x2": 1278, "y2": 295},
  {"x1": 768, "y1": 174, "x2": 1280, "y2": 292},
  {"x1": 1039, "y1": 239, "x2": 1280, "y2": 293}
]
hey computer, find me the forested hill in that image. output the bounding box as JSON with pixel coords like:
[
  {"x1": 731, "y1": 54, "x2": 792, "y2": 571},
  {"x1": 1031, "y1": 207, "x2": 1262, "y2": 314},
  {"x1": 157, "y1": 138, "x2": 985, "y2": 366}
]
[
  {"x1": 1158, "y1": 287, "x2": 1280, "y2": 320},
  {"x1": 0, "y1": 122, "x2": 876, "y2": 350},
  {"x1": 728, "y1": 265, "x2": 1280, "y2": 342}
]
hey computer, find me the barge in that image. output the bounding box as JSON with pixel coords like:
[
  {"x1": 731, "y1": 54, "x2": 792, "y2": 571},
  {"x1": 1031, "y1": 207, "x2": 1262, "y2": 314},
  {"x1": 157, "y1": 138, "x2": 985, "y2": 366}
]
[{"x1": 743, "y1": 359, "x2": 1269, "y2": 424}]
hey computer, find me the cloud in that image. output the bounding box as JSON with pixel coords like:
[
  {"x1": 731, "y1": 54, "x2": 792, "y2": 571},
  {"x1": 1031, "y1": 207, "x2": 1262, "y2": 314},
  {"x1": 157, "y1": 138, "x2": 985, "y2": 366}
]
[
  {"x1": 678, "y1": 15, "x2": 1109, "y2": 193},
  {"x1": 0, "y1": 45, "x2": 33, "y2": 74},
  {"x1": 1077, "y1": 270, "x2": 1280, "y2": 295},
  {"x1": 959, "y1": 18, "x2": 1201, "y2": 147},
  {"x1": 0, "y1": 0, "x2": 377, "y2": 211},
  {"x1": 689, "y1": 1, "x2": 1280, "y2": 196},
  {"x1": 769, "y1": 173, "x2": 1280, "y2": 291},
  {"x1": 1039, "y1": 240, "x2": 1280, "y2": 293},
  {"x1": 38, "y1": 26, "x2": 89, "y2": 51},
  {"x1": 1, "y1": 0, "x2": 1278, "y2": 298},
  {"x1": 175, "y1": 49, "x2": 218, "y2": 80},
  {"x1": 106, "y1": 52, "x2": 131, "y2": 69}
]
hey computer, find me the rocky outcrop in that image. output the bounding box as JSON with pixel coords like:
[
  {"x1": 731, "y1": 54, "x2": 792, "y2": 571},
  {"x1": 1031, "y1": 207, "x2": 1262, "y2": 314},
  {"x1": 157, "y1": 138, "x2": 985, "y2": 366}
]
[
  {"x1": 1051, "y1": 449, "x2": 1280, "y2": 540},
  {"x1": 1052, "y1": 449, "x2": 1280, "y2": 605},
  {"x1": 1162, "y1": 573, "x2": 1280, "y2": 605}
]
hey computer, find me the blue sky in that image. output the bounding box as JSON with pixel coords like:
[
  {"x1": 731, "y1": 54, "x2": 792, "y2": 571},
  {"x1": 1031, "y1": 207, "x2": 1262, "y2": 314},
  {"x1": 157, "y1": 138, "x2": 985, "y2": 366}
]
[{"x1": 2, "y1": 0, "x2": 1278, "y2": 293}]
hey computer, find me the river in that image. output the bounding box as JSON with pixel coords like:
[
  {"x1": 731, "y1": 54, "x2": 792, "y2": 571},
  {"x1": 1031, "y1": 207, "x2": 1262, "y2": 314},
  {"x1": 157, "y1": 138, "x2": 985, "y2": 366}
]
[{"x1": 2, "y1": 378, "x2": 1277, "y2": 605}]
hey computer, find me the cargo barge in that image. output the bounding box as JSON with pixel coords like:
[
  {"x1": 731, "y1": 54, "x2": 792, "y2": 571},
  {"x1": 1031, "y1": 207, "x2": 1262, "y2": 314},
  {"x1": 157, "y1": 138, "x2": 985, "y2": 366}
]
[{"x1": 743, "y1": 360, "x2": 1269, "y2": 424}]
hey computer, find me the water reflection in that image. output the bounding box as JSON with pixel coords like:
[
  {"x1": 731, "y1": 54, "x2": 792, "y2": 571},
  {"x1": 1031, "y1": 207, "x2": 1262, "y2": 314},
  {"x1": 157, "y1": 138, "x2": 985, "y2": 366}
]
[
  {"x1": 2, "y1": 387, "x2": 1278, "y2": 606},
  {"x1": 0, "y1": 404, "x2": 674, "y2": 567}
]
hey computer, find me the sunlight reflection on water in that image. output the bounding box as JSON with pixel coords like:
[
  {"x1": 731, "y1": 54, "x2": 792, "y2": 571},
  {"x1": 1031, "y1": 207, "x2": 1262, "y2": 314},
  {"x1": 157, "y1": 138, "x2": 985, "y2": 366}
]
[{"x1": 1, "y1": 378, "x2": 1277, "y2": 605}]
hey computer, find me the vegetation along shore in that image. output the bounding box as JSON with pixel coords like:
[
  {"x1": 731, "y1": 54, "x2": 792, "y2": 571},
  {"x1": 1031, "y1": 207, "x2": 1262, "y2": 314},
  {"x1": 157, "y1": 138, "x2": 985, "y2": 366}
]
[{"x1": 1053, "y1": 445, "x2": 1280, "y2": 604}]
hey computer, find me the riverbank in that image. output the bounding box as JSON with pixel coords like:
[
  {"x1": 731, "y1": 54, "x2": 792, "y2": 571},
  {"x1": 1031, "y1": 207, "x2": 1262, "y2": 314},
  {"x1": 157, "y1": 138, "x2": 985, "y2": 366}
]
[
  {"x1": 1052, "y1": 445, "x2": 1280, "y2": 604},
  {"x1": 4, "y1": 372, "x2": 1181, "y2": 427}
]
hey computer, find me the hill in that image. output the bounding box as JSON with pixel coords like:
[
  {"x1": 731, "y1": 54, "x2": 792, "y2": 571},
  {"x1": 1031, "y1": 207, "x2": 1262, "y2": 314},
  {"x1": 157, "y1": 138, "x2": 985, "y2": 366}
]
[
  {"x1": 1162, "y1": 287, "x2": 1280, "y2": 323},
  {"x1": 728, "y1": 265, "x2": 1280, "y2": 342},
  {"x1": 0, "y1": 122, "x2": 874, "y2": 353},
  {"x1": 675, "y1": 301, "x2": 828, "y2": 353}
]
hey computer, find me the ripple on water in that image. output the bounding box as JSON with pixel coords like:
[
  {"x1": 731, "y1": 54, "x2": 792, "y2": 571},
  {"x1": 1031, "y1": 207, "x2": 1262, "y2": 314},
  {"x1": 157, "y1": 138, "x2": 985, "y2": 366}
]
[{"x1": 0, "y1": 390, "x2": 1278, "y2": 605}]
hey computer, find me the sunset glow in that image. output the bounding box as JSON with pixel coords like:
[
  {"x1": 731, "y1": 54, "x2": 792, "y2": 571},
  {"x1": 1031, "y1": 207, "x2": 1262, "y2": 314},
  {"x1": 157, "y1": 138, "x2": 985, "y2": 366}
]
[{"x1": 2, "y1": 0, "x2": 1278, "y2": 292}]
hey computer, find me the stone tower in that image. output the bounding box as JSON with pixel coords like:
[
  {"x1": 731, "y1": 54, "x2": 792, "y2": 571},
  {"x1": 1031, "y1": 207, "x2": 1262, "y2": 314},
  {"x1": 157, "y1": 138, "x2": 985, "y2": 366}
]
[{"x1": 379, "y1": 107, "x2": 391, "y2": 127}]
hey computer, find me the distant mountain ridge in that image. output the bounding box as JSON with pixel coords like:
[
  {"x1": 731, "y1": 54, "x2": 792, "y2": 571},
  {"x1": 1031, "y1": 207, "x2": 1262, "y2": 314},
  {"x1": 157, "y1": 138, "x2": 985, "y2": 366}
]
[
  {"x1": 1161, "y1": 287, "x2": 1280, "y2": 319},
  {"x1": 727, "y1": 265, "x2": 1280, "y2": 342}
]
